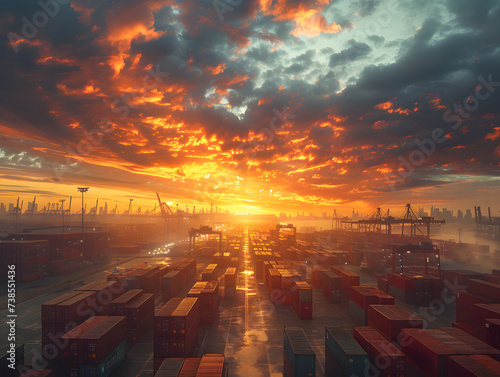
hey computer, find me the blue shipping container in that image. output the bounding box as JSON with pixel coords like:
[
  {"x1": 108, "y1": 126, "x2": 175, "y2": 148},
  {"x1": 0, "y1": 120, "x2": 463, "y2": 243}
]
[
  {"x1": 325, "y1": 327, "x2": 368, "y2": 377},
  {"x1": 284, "y1": 327, "x2": 316, "y2": 377},
  {"x1": 79, "y1": 340, "x2": 127, "y2": 377}
]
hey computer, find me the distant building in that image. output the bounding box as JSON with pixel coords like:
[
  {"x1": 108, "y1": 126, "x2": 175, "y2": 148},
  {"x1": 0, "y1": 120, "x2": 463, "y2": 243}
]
[
  {"x1": 457, "y1": 209, "x2": 463, "y2": 221},
  {"x1": 464, "y1": 209, "x2": 472, "y2": 222},
  {"x1": 0, "y1": 203, "x2": 6, "y2": 215}
]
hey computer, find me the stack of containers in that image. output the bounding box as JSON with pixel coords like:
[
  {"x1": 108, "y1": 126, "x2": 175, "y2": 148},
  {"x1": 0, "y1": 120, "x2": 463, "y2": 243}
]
[
  {"x1": 353, "y1": 327, "x2": 406, "y2": 376},
  {"x1": 454, "y1": 278, "x2": 500, "y2": 338},
  {"x1": 60, "y1": 316, "x2": 108, "y2": 375},
  {"x1": 61, "y1": 316, "x2": 127, "y2": 377},
  {"x1": 293, "y1": 281, "x2": 312, "y2": 320},
  {"x1": 224, "y1": 267, "x2": 237, "y2": 298},
  {"x1": 367, "y1": 305, "x2": 423, "y2": 341},
  {"x1": 196, "y1": 354, "x2": 227, "y2": 377},
  {"x1": 154, "y1": 298, "x2": 183, "y2": 370},
  {"x1": 201, "y1": 264, "x2": 217, "y2": 281},
  {"x1": 9, "y1": 232, "x2": 85, "y2": 277},
  {"x1": 187, "y1": 281, "x2": 221, "y2": 324},
  {"x1": 75, "y1": 280, "x2": 124, "y2": 315},
  {"x1": 325, "y1": 327, "x2": 368, "y2": 377},
  {"x1": 448, "y1": 355, "x2": 500, "y2": 376},
  {"x1": 78, "y1": 316, "x2": 127, "y2": 377},
  {"x1": 110, "y1": 289, "x2": 144, "y2": 316},
  {"x1": 154, "y1": 358, "x2": 184, "y2": 377},
  {"x1": 278, "y1": 269, "x2": 294, "y2": 305},
  {"x1": 318, "y1": 270, "x2": 342, "y2": 303},
  {"x1": 472, "y1": 303, "x2": 500, "y2": 343},
  {"x1": 349, "y1": 286, "x2": 394, "y2": 326},
  {"x1": 267, "y1": 268, "x2": 281, "y2": 302},
  {"x1": 283, "y1": 327, "x2": 316, "y2": 377},
  {"x1": 386, "y1": 273, "x2": 415, "y2": 303},
  {"x1": 41, "y1": 290, "x2": 98, "y2": 359},
  {"x1": 124, "y1": 293, "x2": 155, "y2": 342},
  {"x1": 331, "y1": 267, "x2": 360, "y2": 299},
  {"x1": 154, "y1": 298, "x2": 200, "y2": 371},
  {"x1": 162, "y1": 271, "x2": 182, "y2": 302},
  {"x1": 0, "y1": 240, "x2": 50, "y2": 283},
  {"x1": 311, "y1": 266, "x2": 327, "y2": 288},
  {"x1": 376, "y1": 273, "x2": 389, "y2": 293},
  {"x1": 400, "y1": 328, "x2": 500, "y2": 377}
]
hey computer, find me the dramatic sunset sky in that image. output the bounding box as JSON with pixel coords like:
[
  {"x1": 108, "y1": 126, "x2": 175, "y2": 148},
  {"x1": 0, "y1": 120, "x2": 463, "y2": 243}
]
[{"x1": 0, "y1": 0, "x2": 499, "y2": 214}]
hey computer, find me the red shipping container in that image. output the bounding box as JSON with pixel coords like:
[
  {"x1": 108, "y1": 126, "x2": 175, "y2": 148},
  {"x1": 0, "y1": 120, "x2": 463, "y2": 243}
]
[
  {"x1": 387, "y1": 273, "x2": 414, "y2": 291},
  {"x1": 60, "y1": 316, "x2": 108, "y2": 363},
  {"x1": 400, "y1": 329, "x2": 456, "y2": 377},
  {"x1": 448, "y1": 355, "x2": 500, "y2": 376},
  {"x1": 368, "y1": 305, "x2": 423, "y2": 341},
  {"x1": 78, "y1": 316, "x2": 127, "y2": 364},
  {"x1": 178, "y1": 358, "x2": 202, "y2": 377},
  {"x1": 467, "y1": 279, "x2": 500, "y2": 301},
  {"x1": 55, "y1": 291, "x2": 97, "y2": 325},
  {"x1": 124, "y1": 293, "x2": 155, "y2": 324},
  {"x1": 472, "y1": 304, "x2": 500, "y2": 342},
  {"x1": 486, "y1": 318, "x2": 500, "y2": 349},
  {"x1": 155, "y1": 298, "x2": 184, "y2": 336},
  {"x1": 485, "y1": 274, "x2": 500, "y2": 284},
  {"x1": 440, "y1": 327, "x2": 500, "y2": 360},
  {"x1": 127, "y1": 313, "x2": 153, "y2": 342},
  {"x1": 111, "y1": 289, "x2": 144, "y2": 316},
  {"x1": 196, "y1": 354, "x2": 226, "y2": 377}
]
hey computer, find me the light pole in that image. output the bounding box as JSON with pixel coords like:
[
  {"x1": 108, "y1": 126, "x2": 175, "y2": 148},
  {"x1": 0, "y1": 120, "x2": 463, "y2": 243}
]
[
  {"x1": 60, "y1": 199, "x2": 66, "y2": 233},
  {"x1": 129, "y1": 199, "x2": 133, "y2": 224},
  {"x1": 77, "y1": 187, "x2": 89, "y2": 248}
]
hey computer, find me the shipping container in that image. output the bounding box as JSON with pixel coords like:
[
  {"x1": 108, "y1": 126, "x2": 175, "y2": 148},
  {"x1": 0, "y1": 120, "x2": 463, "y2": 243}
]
[
  {"x1": 178, "y1": 358, "x2": 202, "y2": 377},
  {"x1": 448, "y1": 355, "x2": 500, "y2": 376},
  {"x1": 224, "y1": 267, "x2": 237, "y2": 298},
  {"x1": 486, "y1": 318, "x2": 500, "y2": 349},
  {"x1": 201, "y1": 264, "x2": 217, "y2": 281},
  {"x1": 467, "y1": 279, "x2": 500, "y2": 301},
  {"x1": 472, "y1": 304, "x2": 500, "y2": 341},
  {"x1": 352, "y1": 326, "x2": 405, "y2": 377},
  {"x1": 325, "y1": 326, "x2": 368, "y2": 377},
  {"x1": 124, "y1": 293, "x2": 154, "y2": 324},
  {"x1": 61, "y1": 316, "x2": 108, "y2": 363},
  {"x1": 196, "y1": 354, "x2": 227, "y2": 377},
  {"x1": 110, "y1": 289, "x2": 144, "y2": 316},
  {"x1": 79, "y1": 339, "x2": 126, "y2": 377},
  {"x1": 155, "y1": 298, "x2": 184, "y2": 337},
  {"x1": 442, "y1": 270, "x2": 485, "y2": 286},
  {"x1": 284, "y1": 326, "x2": 316, "y2": 377},
  {"x1": 293, "y1": 281, "x2": 312, "y2": 320},
  {"x1": 367, "y1": 305, "x2": 423, "y2": 341},
  {"x1": 154, "y1": 358, "x2": 185, "y2": 377},
  {"x1": 79, "y1": 316, "x2": 127, "y2": 364},
  {"x1": 400, "y1": 328, "x2": 500, "y2": 377}
]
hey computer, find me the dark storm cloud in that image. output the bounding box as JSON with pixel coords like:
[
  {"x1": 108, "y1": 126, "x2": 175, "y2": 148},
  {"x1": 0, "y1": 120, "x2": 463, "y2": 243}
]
[
  {"x1": 329, "y1": 40, "x2": 372, "y2": 67},
  {"x1": 445, "y1": 0, "x2": 498, "y2": 29}
]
